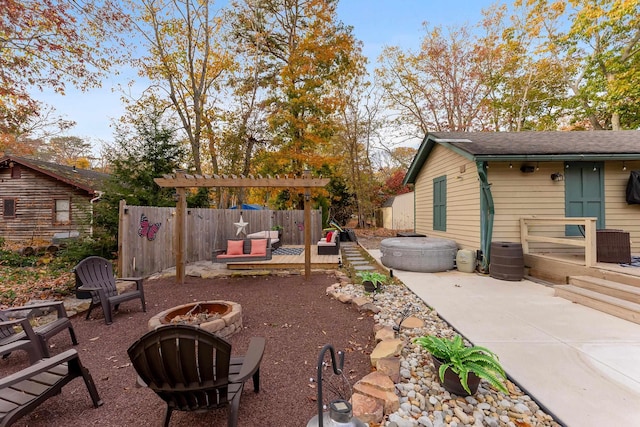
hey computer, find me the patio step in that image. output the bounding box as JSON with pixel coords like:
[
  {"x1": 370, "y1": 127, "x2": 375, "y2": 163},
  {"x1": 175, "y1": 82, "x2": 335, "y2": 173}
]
[
  {"x1": 554, "y1": 285, "x2": 640, "y2": 325},
  {"x1": 569, "y1": 276, "x2": 640, "y2": 305}
]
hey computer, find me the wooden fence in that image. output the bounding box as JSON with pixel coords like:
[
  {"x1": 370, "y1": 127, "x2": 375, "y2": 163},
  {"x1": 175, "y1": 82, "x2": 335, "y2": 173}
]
[{"x1": 118, "y1": 203, "x2": 323, "y2": 276}]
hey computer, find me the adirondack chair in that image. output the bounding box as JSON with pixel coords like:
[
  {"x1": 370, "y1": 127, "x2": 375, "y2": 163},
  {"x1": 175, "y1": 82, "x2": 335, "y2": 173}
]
[
  {"x1": 0, "y1": 318, "x2": 42, "y2": 364},
  {"x1": 73, "y1": 256, "x2": 146, "y2": 325},
  {"x1": 0, "y1": 349, "x2": 103, "y2": 426},
  {"x1": 0, "y1": 301, "x2": 77, "y2": 360},
  {"x1": 127, "y1": 324, "x2": 265, "y2": 427}
]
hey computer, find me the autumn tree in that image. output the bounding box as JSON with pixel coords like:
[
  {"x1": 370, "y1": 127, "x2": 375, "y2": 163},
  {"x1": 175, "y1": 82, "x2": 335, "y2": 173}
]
[
  {"x1": 376, "y1": 23, "x2": 496, "y2": 136},
  {"x1": 127, "y1": 0, "x2": 233, "y2": 174},
  {"x1": 515, "y1": 0, "x2": 640, "y2": 130},
  {"x1": 39, "y1": 136, "x2": 93, "y2": 167},
  {"x1": 228, "y1": 0, "x2": 366, "y2": 195},
  {"x1": 0, "y1": 0, "x2": 128, "y2": 136}
]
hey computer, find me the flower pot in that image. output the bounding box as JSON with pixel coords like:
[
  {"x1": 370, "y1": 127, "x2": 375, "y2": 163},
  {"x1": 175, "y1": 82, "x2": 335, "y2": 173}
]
[
  {"x1": 362, "y1": 281, "x2": 377, "y2": 293},
  {"x1": 431, "y1": 355, "x2": 481, "y2": 396}
]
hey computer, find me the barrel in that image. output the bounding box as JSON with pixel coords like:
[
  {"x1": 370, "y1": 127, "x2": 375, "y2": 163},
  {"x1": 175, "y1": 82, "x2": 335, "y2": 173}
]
[{"x1": 489, "y1": 242, "x2": 524, "y2": 281}]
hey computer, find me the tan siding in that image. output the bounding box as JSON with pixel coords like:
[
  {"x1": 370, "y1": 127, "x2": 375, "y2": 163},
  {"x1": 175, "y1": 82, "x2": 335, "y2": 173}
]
[
  {"x1": 490, "y1": 162, "x2": 565, "y2": 250},
  {"x1": 414, "y1": 145, "x2": 481, "y2": 249},
  {"x1": 0, "y1": 166, "x2": 92, "y2": 242},
  {"x1": 604, "y1": 161, "x2": 640, "y2": 252}
]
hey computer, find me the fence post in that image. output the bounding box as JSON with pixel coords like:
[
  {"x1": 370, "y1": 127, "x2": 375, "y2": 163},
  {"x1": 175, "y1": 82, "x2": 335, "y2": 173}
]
[{"x1": 118, "y1": 200, "x2": 126, "y2": 275}]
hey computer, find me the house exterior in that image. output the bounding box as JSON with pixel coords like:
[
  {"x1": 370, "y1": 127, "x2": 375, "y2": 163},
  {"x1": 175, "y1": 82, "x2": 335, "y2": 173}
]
[
  {"x1": 403, "y1": 131, "x2": 640, "y2": 271},
  {"x1": 377, "y1": 192, "x2": 415, "y2": 230},
  {"x1": 0, "y1": 156, "x2": 109, "y2": 243}
]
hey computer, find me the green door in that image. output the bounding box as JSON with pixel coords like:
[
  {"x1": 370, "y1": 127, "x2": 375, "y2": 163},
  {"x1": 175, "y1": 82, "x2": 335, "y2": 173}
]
[{"x1": 564, "y1": 161, "x2": 604, "y2": 236}]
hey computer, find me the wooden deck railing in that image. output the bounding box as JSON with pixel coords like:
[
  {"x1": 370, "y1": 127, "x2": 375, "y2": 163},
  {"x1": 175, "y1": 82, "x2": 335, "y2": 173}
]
[{"x1": 519, "y1": 216, "x2": 598, "y2": 266}]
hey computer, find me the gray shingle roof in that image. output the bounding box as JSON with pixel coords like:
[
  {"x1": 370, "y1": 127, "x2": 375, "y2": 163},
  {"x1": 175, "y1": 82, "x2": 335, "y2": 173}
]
[
  {"x1": 430, "y1": 131, "x2": 640, "y2": 155},
  {"x1": 0, "y1": 155, "x2": 109, "y2": 194},
  {"x1": 405, "y1": 131, "x2": 640, "y2": 185}
]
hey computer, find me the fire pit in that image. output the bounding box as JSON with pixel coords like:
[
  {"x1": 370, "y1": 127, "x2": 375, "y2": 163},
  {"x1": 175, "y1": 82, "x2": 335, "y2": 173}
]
[{"x1": 148, "y1": 301, "x2": 242, "y2": 339}]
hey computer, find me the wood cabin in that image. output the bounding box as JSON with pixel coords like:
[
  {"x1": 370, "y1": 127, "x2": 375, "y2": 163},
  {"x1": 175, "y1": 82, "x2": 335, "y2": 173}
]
[
  {"x1": 403, "y1": 131, "x2": 640, "y2": 279},
  {"x1": 0, "y1": 156, "x2": 108, "y2": 244}
]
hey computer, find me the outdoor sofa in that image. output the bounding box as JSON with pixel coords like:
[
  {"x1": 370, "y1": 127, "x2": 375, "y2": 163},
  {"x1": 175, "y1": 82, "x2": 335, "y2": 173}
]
[
  {"x1": 213, "y1": 238, "x2": 273, "y2": 263},
  {"x1": 317, "y1": 230, "x2": 340, "y2": 255}
]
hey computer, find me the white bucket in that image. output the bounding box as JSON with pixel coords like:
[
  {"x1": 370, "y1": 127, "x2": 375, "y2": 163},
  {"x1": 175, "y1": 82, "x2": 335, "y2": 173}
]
[{"x1": 456, "y1": 249, "x2": 477, "y2": 273}]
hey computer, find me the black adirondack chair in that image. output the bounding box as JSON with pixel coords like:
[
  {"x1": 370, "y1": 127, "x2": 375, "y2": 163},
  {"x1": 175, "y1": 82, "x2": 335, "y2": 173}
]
[
  {"x1": 0, "y1": 301, "x2": 77, "y2": 360},
  {"x1": 0, "y1": 349, "x2": 103, "y2": 426},
  {"x1": 0, "y1": 318, "x2": 42, "y2": 364},
  {"x1": 127, "y1": 324, "x2": 265, "y2": 427},
  {"x1": 73, "y1": 256, "x2": 146, "y2": 325}
]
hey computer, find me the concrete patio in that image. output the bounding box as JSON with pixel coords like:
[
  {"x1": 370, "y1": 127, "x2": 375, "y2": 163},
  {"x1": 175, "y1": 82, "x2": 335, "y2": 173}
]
[{"x1": 367, "y1": 249, "x2": 640, "y2": 427}]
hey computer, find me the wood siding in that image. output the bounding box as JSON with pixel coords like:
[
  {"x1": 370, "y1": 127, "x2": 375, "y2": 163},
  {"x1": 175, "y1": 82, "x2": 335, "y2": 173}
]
[
  {"x1": 119, "y1": 204, "x2": 323, "y2": 276},
  {"x1": 414, "y1": 145, "x2": 481, "y2": 249},
  {"x1": 0, "y1": 166, "x2": 92, "y2": 243}
]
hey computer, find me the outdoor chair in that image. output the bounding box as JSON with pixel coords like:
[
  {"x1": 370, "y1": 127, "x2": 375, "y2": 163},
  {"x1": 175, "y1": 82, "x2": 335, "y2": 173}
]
[
  {"x1": 0, "y1": 318, "x2": 42, "y2": 364},
  {"x1": 127, "y1": 324, "x2": 265, "y2": 427},
  {"x1": 0, "y1": 349, "x2": 103, "y2": 426},
  {"x1": 0, "y1": 301, "x2": 77, "y2": 360},
  {"x1": 73, "y1": 256, "x2": 146, "y2": 325}
]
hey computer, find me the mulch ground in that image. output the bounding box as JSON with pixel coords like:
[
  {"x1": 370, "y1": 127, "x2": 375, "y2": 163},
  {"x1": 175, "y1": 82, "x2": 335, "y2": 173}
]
[{"x1": 0, "y1": 271, "x2": 376, "y2": 426}]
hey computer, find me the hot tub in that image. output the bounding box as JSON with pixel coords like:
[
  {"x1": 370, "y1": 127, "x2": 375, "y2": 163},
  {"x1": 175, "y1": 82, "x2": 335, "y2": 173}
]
[{"x1": 380, "y1": 237, "x2": 457, "y2": 272}]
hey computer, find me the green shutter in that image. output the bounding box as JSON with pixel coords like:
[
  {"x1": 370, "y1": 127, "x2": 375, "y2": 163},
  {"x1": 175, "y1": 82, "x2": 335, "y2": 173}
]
[{"x1": 433, "y1": 176, "x2": 446, "y2": 231}]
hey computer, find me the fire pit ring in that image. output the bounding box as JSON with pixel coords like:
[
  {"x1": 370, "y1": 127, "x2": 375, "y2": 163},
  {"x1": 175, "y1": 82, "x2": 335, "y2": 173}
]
[{"x1": 148, "y1": 300, "x2": 242, "y2": 339}]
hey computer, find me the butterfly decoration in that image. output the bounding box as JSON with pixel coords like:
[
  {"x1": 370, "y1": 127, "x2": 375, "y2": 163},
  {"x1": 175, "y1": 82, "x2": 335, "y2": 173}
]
[
  {"x1": 296, "y1": 221, "x2": 304, "y2": 231},
  {"x1": 138, "y1": 214, "x2": 161, "y2": 241}
]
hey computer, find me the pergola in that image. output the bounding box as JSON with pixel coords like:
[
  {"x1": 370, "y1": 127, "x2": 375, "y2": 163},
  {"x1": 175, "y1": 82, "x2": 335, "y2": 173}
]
[{"x1": 154, "y1": 171, "x2": 330, "y2": 284}]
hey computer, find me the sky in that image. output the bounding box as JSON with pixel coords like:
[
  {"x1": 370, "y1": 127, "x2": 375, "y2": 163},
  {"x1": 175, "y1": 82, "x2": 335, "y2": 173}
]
[{"x1": 36, "y1": 0, "x2": 494, "y2": 149}]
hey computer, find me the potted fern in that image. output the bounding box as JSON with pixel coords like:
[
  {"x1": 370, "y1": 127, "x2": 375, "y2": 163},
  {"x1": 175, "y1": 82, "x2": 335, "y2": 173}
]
[
  {"x1": 413, "y1": 335, "x2": 507, "y2": 396},
  {"x1": 356, "y1": 271, "x2": 387, "y2": 293}
]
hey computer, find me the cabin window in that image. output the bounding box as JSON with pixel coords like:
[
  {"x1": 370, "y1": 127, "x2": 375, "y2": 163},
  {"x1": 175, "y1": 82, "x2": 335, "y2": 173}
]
[
  {"x1": 10, "y1": 164, "x2": 21, "y2": 179},
  {"x1": 54, "y1": 198, "x2": 71, "y2": 224},
  {"x1": 433, "y1": 175, "x2": 447, "y2": 231},
  {"x1": 2, "y1": 199, "x2": 16, "y2": 218}
]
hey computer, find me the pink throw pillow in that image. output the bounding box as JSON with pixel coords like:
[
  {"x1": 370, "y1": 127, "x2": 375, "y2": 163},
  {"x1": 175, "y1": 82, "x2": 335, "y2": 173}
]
[
  {"x1": 227, "y1": 240, "x2": 244, "y2": 255},
  {"x1": 325, "y1": 231, "x2": 333, "y2": 242},
  {"x1": 250, "y1": 239, "x2": 267, "y2": 255}
]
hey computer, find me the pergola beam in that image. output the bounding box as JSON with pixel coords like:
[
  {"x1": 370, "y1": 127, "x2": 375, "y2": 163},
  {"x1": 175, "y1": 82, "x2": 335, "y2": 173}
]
[
  {"x1": 154, "y1": 174, "x2": 330, "y2": 188},
  {"x1": 153, "y1": 173, "x2": 330, "y2": 284}
]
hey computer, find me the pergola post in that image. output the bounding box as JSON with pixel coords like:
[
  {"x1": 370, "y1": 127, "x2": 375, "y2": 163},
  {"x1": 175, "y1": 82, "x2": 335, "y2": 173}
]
[
  {"x1": 175, "y1": 188, "x2": 187, "y2": 284},
  {"x1": 303, "y1": 170, "x2": 312, "y2": 279}
]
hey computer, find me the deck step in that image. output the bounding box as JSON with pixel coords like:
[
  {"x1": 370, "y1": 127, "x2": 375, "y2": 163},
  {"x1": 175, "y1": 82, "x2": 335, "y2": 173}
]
[
  {"x1": 569, "y1": 276, "x2": 640, "y2": 305},
  {"x1": 555, "y1": 285, "x2": 640, "y2": 325}
]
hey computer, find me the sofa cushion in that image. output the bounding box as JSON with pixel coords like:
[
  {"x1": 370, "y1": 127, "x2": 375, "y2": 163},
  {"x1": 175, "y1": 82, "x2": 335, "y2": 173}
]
[
  {"x1": 325, "y1": 231, "x2": 333, "y2": 242},
  {"x1": 227, "y1": 240, "x2": 244, "y2": 255},
  {"x1": 250, "y1": 239, "x2": 268, "y2": 256}
]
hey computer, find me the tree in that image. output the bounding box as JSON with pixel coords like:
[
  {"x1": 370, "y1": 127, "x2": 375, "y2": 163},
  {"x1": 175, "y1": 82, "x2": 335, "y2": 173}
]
[
  {"x1": 477, "y1": 4, "x2": 575, "y2": 131},
  {"x1": 41, "y1": 136, "x2": 93, "y2": 167},
  {"x1": 517, "y1": 0, "x2": 640, "y2": 130},
  {"x1": 377, "y1": 23, "x2": 495, "y2": 135},
  {"x1": 127, "y1": 0, "x2": 233, "y2": 174},
  {"x1": 229, "y1": 0, "x2": 366, "y2": 190},
  {"x1": 0, "y1": 0, "x2": 128, "y2": 135},
  {"x1": 95, "y1": 105, "x2": 188, "y2": 245}
]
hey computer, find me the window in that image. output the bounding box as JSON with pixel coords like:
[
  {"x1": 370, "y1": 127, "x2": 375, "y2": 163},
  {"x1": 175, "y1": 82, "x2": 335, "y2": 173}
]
[
  {"x1": 433, "y1": 176, "x2": 447, "y2": 231},
  {"x1": 54, "y1": 199, "x2": 71, "y2": 223},
  {"x1": 3, "y1": 199, "x2": 16, "y2": 218}
]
